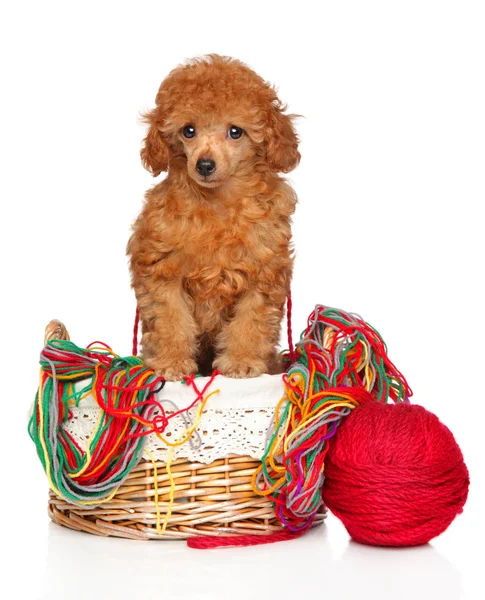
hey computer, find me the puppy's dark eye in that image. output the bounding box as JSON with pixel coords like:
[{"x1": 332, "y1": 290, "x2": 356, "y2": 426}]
[
  {"x1": 228, "y1": 125, "x2": 243, "y2": 139},
  {"x1": 182, "y1": 124, "x2": 196, "y2": 138}
]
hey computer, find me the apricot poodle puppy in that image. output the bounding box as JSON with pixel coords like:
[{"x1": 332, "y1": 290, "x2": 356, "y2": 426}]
[{"x1": 127, "y1": 55, "x2": 300, "y2": 380}]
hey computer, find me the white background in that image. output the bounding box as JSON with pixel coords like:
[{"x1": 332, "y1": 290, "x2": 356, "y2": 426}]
[{"x1": 1, "y1": 1, "x2": 484, "y2": 598}]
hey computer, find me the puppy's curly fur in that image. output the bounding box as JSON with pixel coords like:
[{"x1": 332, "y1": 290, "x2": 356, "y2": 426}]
[{"x1": 127, "y1": 55, "x2": 300, "y2": 380}]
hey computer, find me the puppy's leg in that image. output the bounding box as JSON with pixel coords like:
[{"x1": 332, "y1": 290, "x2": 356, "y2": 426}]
[
  {"x1": 138, "y1": 280, "x2": 199, "y2": 381},
  {"x1": 214, "y1": 289, "x2": 284, "y2": 378}
]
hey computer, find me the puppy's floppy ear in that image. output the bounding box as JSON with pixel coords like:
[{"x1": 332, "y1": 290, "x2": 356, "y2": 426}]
[
  {"x1": 264, "y1": 103, "x2": 301, "y2": 173},
  {"x1": 140, "y1": 108, "x2": 169, "y2": 177}
]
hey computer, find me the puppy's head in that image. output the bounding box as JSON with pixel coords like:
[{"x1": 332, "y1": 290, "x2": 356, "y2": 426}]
[{"x1": 141, "y1": 55, "x2": 300, "y2": 187}]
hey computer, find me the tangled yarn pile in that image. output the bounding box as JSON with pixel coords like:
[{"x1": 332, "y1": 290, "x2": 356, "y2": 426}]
[
  {"x1": 29, "y1": 339, "x2": 214, "y2": 506},
  {"x1": 252, "y1": 305, "x2": 412, "y2": 532}
]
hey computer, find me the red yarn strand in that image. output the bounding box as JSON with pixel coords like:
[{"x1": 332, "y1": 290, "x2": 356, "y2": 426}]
[
  {"x1": 188, "y1": 529, "x2": 304, "y2": 549},
  {"x1": 286, "y1": 290, "x2": 296, "y2": 364},
  {"x1": 132, "y1": 306, "x2": 140, "y2": 356}
]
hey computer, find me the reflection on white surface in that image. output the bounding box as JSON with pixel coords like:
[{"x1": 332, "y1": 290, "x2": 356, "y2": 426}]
[
  {"x1": 39, "y1": 521, "x2": 463, "y2": 600},
  {"x1": 334, "y1": 541, "x2": 462, "y2": 599}
]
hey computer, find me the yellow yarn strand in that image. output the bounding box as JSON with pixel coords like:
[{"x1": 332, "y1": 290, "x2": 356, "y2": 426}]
[
  {"x1": 155, "y1": 388, "x2": 220, "y2": 448},
  {"x1": 149, "y1": 387, "x2": 221, "y2": 535},
  {"x1": 37, "y1": 369, "x2": 62, "y2": 498},
  {"x1": 161, "y1": 447, "x2": 176, "y2": 534},
  {"x1": 146, "y1": 449, "x2": 163, "y2": 534}
]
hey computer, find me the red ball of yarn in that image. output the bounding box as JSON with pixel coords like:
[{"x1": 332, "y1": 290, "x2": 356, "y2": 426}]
[{"x1": 322, "y1": 402, "x2": 469, "y2": 547}]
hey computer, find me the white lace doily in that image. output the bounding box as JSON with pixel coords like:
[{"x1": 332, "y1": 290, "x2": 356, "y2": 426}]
[{"x1": 64, "y1": 374, "x2": 285, "y2": 464}]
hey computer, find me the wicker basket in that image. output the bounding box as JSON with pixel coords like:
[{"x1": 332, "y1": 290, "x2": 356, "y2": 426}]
[{"x1": 44, "y1": 320, "x2": 326, "y2": 540}]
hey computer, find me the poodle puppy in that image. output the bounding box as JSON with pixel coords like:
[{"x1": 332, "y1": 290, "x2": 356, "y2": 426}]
[{"x1": 127, "y1": 55, "x2": 300, "y2": 380}]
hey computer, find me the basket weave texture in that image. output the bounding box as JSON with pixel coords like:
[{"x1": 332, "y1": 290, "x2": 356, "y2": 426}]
[
  {"x1": 49, "y1": 455, "x2": 325, "y2": 540},
  {"x1": 44, "y1": 320, "x2": 325, "y2": 540}
]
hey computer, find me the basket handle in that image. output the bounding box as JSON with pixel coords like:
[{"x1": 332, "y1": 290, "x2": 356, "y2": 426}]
[
  {"x1": 323, "y1": 327, "x2": 335, "y2": 351},
  {"x1": 44, "y1": 320, "x2": 70, "y2": 345}
]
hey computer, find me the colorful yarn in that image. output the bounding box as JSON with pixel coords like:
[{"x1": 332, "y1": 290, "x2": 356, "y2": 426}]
[
  {"x1": 252, "y1": 305, "x2": 412, "y2": 533},
  {"x1": 322, "y1": 401, "x2": 470, "y2": 546},
  {"x1": 29, "y1": 338, "x2": 218, "y2": 506}
]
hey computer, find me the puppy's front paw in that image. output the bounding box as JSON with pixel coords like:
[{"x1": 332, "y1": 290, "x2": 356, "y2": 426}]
[
  {"x1": 145, "y1": 357, "x2": 197, "y2": 381},
  {"x1": 214, "y1": 355, "x2": 266, "y2": 379}
]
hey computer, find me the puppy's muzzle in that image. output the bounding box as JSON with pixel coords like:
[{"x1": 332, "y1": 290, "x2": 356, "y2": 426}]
[{"x1": 196, "y1": 158, "x2": 216, "y2": 177}]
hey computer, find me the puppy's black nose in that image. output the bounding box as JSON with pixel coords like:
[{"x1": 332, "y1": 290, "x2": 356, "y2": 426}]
[{"x1": 196, "y1": 158, "x2": 216, "y2": 176}]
